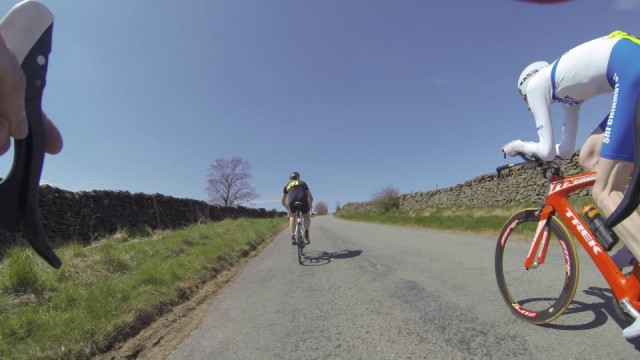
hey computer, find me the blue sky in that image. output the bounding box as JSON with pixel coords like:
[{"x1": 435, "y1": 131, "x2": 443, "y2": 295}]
[{"x1": 1, "y1": 0, "x2": 639, "y2": 212}]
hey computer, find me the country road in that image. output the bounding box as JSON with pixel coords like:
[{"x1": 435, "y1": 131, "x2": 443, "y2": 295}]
[{"x1": 168, "y1": 216, "x2": 640, "y2": 359}]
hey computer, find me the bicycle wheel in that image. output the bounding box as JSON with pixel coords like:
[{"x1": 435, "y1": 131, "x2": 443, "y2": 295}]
[
  {"x1": 495, "y1": 209, "x2": 579, "y2": 324},
  {"x1": 297, "y1": 224, "x2": 304, "y2": 264}
]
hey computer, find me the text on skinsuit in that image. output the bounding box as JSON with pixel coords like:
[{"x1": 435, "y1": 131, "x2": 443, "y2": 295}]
[
  {"x1": 604, "y1": 73, "x2": 619, "y2": 145},
  {"x1": 519, "y1": 69, "x2": 539, "y2": 88},
  {"x1": 565, "y1": 208, "x2": 603, "y2": 255}
]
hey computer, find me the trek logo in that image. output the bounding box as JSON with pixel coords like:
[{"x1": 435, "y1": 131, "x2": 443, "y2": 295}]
[
  {"x1": 565, "y1": 208, "x2": 603, "y2": 255},
  {"x1": 549, "y1": 175, "x2": 596, "y2": 194}
]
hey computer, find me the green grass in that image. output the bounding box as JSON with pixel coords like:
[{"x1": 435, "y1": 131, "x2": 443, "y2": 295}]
[
  {"x1": 336, "y1": 206, "x2": 526, "y2": 235},
  {"x1": 0, "y1": 196, "x2": 602, "y2": 359},
  {"x1": 335, "y1": 196, "x2": 595, "y2": 236},
  {"x1": 0, "y1": 217, "x2": 286, "y2": 360}
]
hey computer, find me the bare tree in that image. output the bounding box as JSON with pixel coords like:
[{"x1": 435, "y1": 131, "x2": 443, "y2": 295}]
[
  {"x1": 206, "y1": 156, "x2": 258, "y2": 206},
  {"x1": 314, "y1": 202, "x2": 329, "y2": 215}
]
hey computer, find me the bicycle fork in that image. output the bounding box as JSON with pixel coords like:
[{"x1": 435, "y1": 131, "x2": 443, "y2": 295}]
[{"x1": 523, "y1": 206, "x2": 555, "y2": 270}]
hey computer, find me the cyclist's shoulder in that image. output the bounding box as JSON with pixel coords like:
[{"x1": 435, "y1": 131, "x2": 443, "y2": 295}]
[
  {"x1": 560, "y1": 34, "x2": 619, "y2": 62},
  {"x1": 285, "y1": 180, "x2": 307, "y2": 191}
]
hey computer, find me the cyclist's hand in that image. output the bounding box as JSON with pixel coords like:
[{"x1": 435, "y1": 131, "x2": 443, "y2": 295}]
[
  {"x1": 0, "y1": 33, "x2": 27, "y2": 154},
  {"x1": 502, "y1": 140, "x2": 525, "y2": 157},
  {"x1": 0, "y1": 34, "x2": 62, "y2": 156}
]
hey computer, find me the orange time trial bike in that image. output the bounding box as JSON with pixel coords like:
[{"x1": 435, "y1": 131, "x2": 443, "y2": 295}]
[{"x1": 494, "y1": 154, "x2": 640, "y2": 326}]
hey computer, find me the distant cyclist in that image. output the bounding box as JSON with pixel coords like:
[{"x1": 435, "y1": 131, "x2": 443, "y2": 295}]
[
  {"x1": 281, "y1": 171, "x2": 313, "y2": 244},
  {"x1": 502, "y1": 30, "x2": 640, "y2": 339}
]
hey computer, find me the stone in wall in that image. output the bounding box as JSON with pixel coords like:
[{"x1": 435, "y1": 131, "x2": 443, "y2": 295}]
[
  {"x1": 1, "y1": 185, "x2": 284, "y2": 249},
  {"x1": 342, "y1": 151, "x2": 591, "y2": 212}
]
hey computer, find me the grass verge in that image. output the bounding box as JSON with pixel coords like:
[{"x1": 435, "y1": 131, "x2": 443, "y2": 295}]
[
  {"x1": 0, "y1": 217, "x2": 286, "y2": 360},
  {"x1": 335, "y1": 197, "x2": 594, "y2": 237}
]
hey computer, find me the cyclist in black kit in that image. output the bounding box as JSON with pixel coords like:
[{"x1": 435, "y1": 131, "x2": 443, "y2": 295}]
[{"x1": 281, "y1": 171, "x2": 314, "y2": 244}]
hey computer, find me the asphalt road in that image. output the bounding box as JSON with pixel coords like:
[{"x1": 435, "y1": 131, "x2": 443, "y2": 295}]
[{"x1": 169, "y1": 215, "x2": 640, "y2": 359}]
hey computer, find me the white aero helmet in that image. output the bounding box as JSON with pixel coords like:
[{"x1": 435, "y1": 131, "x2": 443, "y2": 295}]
[{"x1": 517, "y1": 61, "x2": 549, "y2": 96}]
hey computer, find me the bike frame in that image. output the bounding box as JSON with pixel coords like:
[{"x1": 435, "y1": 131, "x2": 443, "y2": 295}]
[
  {"x1": 295, "y1": 210, "x2": 305, "y2": 239},
  {"x1": 521, "y1": 171, "x2": 640, "y2": 314}
]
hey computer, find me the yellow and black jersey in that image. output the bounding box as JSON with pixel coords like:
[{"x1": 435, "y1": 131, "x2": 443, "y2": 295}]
[
  {"x1": 284, "y1": 180, "x2": 310, "y2": 214},
  {"x1": 283, "y1": 180, "x2": 309, "y2": 194}
]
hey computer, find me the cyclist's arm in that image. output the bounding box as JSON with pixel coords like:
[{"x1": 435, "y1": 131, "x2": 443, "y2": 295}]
[
  {"x1": 555, "y1": 104, "x2": 581, "y2": 159},
  {"x1": 519, "y1": 76, "x2": 557, "y2": 161},
  {"x1": 306, "y1": 190, "x2": 313, "y2": 209},
  {"x1": 280, "y1": 193, "x2": 288, "y2": 211}
]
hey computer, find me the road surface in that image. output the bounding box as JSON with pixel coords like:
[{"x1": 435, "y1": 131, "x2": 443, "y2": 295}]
[{"x1": 169, "y1": 215, "x2": 640, "y2": 359}]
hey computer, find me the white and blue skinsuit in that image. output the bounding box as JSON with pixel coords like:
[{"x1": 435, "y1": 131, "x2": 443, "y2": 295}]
[{"x1": 514, "y1": 31, "x2": 640, "y2": 164}]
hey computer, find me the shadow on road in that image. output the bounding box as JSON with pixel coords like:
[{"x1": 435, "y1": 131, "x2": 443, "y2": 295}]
[
  {"x1": 299, "y1": 249, "x2": 363, "y2": 266},
  {"x1": 541, "y1": 286, "x2": 640, "y2": 349}
]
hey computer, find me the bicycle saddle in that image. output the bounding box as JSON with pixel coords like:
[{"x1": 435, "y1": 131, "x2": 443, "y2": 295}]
[
  {"x1": 0, "y1": 1, "x2": 61, "y2": 268},
  {"x1": 293, "y1": 202, "x2": 303, "y2": 210}
]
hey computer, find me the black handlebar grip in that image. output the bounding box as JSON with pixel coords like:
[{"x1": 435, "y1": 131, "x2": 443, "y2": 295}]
[{"x1": 0, "y1": 1, "x2": 60, "y2": 268}]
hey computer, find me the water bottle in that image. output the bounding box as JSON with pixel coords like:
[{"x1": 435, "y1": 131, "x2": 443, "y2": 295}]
[{"x1": 582, "y1": 205, "x2": 619, "y2": 251}]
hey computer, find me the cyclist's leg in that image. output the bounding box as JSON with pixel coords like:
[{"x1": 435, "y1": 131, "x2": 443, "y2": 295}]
[
  {"x1": 289, "y1": 213, "x2": 296, "y2": 234},
  {"x1": 593, "y1": 159, "x2": 639, "y2": 257},
  {"x1": 578, "y1": 121, "x2": 604, "y2": 172},
  {"x1": 303, "y1": 212, "x2": 311, "y2": 242},
  {"x1": 581, "y1": 127, "x2": 636, "y2": 267},
  {"x1": 287, "y1": 204, "x2": 296, "y2": 243},
  {"x1": 595, "y1": 49, "x2": 640, "y2": 261},
  {"x1": 599, "y1": 50, "x2": 640, "y2": 337},
  {"x1": 593, "y1": 159, "x2": 640, "y2": 339},
  {"x1": 303, "y1": 213, "x2": 311, "y2": 229}
]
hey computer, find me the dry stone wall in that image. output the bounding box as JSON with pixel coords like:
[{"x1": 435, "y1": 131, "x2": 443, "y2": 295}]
[
  {"x1": 1, "y1": 185, "x2": 282, "y2": 247},
  {"x1": 344, "y1": 152, "x2": 590, "y2": 211}
]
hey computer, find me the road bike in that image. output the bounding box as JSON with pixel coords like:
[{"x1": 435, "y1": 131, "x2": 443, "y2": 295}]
[
  {"x1": 494, "y1": 154, "x2": 640, "y2": 328},
  {"x1": 292, "y1": 202, "x2": 308, "y2": 265}
]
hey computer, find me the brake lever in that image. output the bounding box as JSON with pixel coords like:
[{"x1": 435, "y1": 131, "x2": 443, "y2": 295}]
[
  {"x1": 0, "y1": 1, "x2": 60, "y2": 268},
  {"x1": 496, "y1": 153, "x2": 547, "y2": 180}
]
